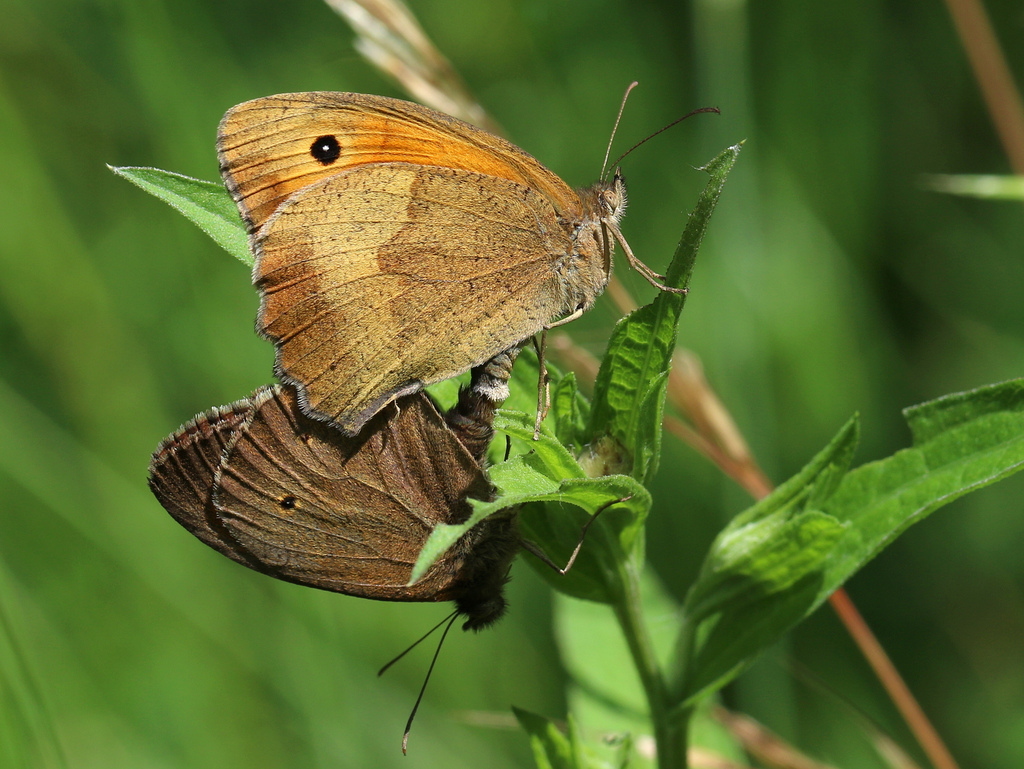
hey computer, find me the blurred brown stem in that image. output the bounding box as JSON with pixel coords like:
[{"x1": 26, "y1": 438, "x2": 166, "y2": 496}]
[
  {"x1": 942, "y1": 0, "x2": 1024, "y2": 174},
  {"x1": 713, "y1": 708, "x2": 841, "y2": 769},
  {"x1": 829, "y1": 591, "x2": 960, "y2": 769}
]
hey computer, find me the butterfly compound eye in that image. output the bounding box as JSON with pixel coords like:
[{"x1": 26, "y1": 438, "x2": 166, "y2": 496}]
[{"x1": 310, "y1": 135, "x2": 341, "y2": 165}]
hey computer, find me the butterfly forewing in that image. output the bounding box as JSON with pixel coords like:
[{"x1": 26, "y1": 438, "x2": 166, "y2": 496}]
[
  {"x1": 218, "y1": 91, "x2": 619, "y2": 438},
  {"x1": 150, "y1": 349, "x2": 523, "y2": 628},
  {"x1": 218, "y1": 92, "x2": 581, "y2": 233},
  {"x1": 256, "y1": 163, "x2": 578, "y2": 432},
  {"x1": 147, "y1": 394, "x2": 261, "y2": 567},
  {"x1": 211, "y1": 386, "x2": 494, "y2": 599}
]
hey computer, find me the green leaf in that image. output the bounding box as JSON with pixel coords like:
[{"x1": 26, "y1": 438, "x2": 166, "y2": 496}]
[
  {"x1": 516, "y1": 479, "x2": 648, "y2": 604},
  {"x1": 632, "y1": 372, "x2": 669, "y2": 480},
  {"x1": 551, "y1": 373, "x2": 590, "y2": 452},
  {"x1": 820, "y1": 379, "x2": 1024, "y2": 596},
  {"x1": 500, "y1": 413, "x2": 651, "y2": 603},
  {"x1": 409, "y1": 411, "x2": 650, "y2": 603},
  {"x1": 513, "y1": 708, "x2": 589, "y2": 769},
  {"x1": 713, "y1": 415, "x2": 860, "y2": 535},
  {"x1": 590, "y1": 145, "x2": 741, "y2": 482},
  {"x1": 680, "y1": 511, "x2": 846, "y2": 703},
  {"x1": 676, "y1": 417, "x2": 859, "y2": 703},
  {"x1": 109, "y1": 166, "x2": 250, "y2": 265},
  {"x1": 677, "y1": 380, "x2": 1024, "y2": 706},
  {"x1": 496, "y1": 410, "x2": 589, "y2": 483}
]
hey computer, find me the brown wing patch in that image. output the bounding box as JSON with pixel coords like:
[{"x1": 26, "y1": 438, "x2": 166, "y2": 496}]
[{"x1": 254, "y1": 163, "x2": 573, "y2": 434}]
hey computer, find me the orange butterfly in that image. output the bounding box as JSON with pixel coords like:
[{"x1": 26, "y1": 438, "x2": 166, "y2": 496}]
[{"x1": 218, "y1": 92, "x2": 667, "y2": 435}]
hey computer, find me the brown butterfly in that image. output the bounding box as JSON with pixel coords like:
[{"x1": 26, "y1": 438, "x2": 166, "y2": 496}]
[
  {"x1": 148, "y1": 351, "x2": 520, "y2": 630},
  {"x1": 218, "y1": 91, "x2": 673, "y2": 436}
]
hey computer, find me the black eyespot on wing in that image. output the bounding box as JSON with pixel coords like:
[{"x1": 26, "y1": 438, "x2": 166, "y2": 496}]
[
  {"x1": 310, "y1": 136, "x2": 341, "y2": 165},
  {"x1": 279, "y1": 495, "x2": 298, "y2": 510}
]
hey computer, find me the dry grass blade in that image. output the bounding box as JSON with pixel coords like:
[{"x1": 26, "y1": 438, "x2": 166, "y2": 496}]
[
  {"x1": 323, "y1": 0, "x2": 501, "y2": 133},
  {"x1": 667, "y1": 350, "x2": 772, "y2": 499},
  {"x1": 942, "y1": 0, "x2": 1024, "y2": 174}
]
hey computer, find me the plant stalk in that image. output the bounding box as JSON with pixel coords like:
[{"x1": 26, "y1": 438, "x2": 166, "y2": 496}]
[{"x1": 612, "y1": 558, "x2": 691, "y2": 769}]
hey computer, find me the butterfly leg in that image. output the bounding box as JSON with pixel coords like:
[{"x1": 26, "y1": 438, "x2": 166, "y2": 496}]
[
  {"x1": 532, "y1": 331, "x2": 551, "y2": 439},
  {"x1": 535, "y1": 306, "x2": 591, "y2": 439},
  {"x1": 610, "y1": 225, "x2": 689, "y2": 295}
]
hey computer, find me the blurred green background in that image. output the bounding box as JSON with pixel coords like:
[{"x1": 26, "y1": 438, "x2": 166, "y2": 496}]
[{"x1": 2, "y1": 0, "x2": 1023, "y2": 766}]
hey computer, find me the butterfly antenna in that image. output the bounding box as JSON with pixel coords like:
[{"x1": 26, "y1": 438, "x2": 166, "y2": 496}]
[
  {"x1": 520, "y1": 495, "x2": 632, "y2": 575},
  {"x1": 401, "y1": 612, "x2": 460, "y2": 754},
  {"x1": 608, "y1": 106, "x2": 721, "y2": 171},
  {"x1": 378, "y1": 610, "x2": 458, "y2": 677},
  {"x1": 601, "y1": 81, "x2": 639, "y2": 180}
]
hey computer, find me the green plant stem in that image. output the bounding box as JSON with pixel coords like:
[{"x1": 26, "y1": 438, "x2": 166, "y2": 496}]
[
  {"x1": 666, "y1": 613, "x2": 694, "y2": 711},
  {"x1": 612, "y1": 559, "x2": 690, "y2": 769}
]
